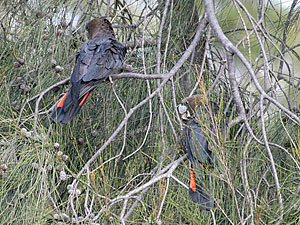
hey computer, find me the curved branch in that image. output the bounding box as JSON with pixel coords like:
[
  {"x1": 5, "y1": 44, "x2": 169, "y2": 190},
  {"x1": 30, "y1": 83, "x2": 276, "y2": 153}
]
[
  {"x1": 203, "y1": 0, "x2": 300, "y2": 124},
  {"x1": 74, "y1": 16, "x2": 209, "y2": 178}
]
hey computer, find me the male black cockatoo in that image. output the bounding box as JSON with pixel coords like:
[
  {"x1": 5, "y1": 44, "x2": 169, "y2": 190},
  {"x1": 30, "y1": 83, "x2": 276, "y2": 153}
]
[
  {"x1": 178, "y1": 94, "x2": 225, "y2": 210},
  {"x1": 50, "y1": 17, "x2": 126, "y2": 123}
]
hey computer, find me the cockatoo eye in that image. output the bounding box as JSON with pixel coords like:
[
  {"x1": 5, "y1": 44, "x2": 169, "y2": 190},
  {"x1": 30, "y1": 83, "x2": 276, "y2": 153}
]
[{"x1": 178, "y1": 104, "x2": 188, "y2": 114}]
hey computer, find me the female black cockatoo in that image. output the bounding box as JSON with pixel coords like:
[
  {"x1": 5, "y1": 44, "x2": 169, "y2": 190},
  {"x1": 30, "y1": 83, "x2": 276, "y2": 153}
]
[
  {"x1": 50, "y1": 17, "x2": 126, "y2": 123},
  {"x1": 178, "y1": 94, "x2": 226, "y2": 210}
]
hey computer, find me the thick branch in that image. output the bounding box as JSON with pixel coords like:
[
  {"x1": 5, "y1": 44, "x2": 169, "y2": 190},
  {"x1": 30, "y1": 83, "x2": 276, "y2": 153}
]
[
  {"x1": 75, "y1": 16, "x2": 209, "y2": 178},
  {"x1": 203, "y1": 0, "x2": 300, "y2": 124}
]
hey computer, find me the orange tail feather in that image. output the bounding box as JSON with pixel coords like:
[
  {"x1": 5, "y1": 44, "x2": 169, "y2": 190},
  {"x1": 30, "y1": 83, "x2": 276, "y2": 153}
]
[
  {"x1": 79, "y1": 91, "x2": 90, "y2": 106},
  {"x1": 57, "y1": 91, "x2": 69, "y2": 108},
  {"x1": 190, "y1": 169, "x2": 197, "y2": 192}
]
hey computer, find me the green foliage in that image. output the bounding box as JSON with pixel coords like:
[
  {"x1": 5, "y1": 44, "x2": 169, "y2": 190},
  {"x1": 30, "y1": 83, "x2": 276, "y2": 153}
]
[{"x1": 1, "y1": 0, "x2": 300, "y2": 224}]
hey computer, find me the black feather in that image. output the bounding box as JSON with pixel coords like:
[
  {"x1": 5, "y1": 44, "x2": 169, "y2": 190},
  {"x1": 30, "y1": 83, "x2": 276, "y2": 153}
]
[{"x1": 50, "y1": 31, "x2": 126, "y2": 123}]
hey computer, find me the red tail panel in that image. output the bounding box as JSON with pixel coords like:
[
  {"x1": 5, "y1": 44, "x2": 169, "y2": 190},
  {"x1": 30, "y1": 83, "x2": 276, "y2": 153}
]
[
  {"x1": 79, "y1": 91, "x2": 90, "y2": 106},
  {"x1": 190, "y1": 169, "x2": 197, "y2": 192},
  {"x1": 57, "y1": 91, "x2": 69, "y2": 108}
]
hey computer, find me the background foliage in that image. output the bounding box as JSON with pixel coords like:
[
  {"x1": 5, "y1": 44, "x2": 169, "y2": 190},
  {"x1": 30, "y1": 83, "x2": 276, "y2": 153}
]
[{"x1": 1, "y1": 0, "x2": 300, "y2": 224}]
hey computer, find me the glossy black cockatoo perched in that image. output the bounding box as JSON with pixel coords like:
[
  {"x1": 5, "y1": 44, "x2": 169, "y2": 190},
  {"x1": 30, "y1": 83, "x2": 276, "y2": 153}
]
[
  {"x1": 50, "y1": 17, "x2": 126, "y2": 123},
  {"x1": 178, "y1": 94, "x2": 226, "y2": 210}
]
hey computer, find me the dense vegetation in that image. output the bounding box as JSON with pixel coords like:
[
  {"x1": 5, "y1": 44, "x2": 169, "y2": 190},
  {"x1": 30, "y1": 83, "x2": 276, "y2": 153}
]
[{"x1": 1, "y1": 0, "x2": 300, "y2": 224}]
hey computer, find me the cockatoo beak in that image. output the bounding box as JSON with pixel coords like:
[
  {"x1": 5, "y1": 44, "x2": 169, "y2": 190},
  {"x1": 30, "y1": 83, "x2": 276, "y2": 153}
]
[
  {"x1": 178, "y1": 104, "x2": 192, "y2": 120},
  {"x1": 178, "y1": 104, "x2": 188, "y2": 114}
]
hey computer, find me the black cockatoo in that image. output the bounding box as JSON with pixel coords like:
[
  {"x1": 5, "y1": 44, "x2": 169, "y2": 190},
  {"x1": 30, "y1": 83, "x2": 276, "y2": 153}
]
[
  {"x1": 178, "y1": 94, "x2": 226, "y2": 210},
  {"x1": 50, "y1": 17, "x2": 126, "y2": 123}
]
